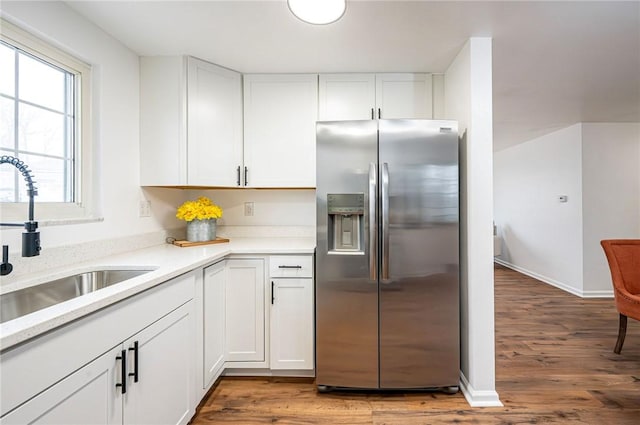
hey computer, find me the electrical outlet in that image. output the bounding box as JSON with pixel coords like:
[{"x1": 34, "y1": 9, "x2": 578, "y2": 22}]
[
  {"x1": 244, "y1": 202, "x2": 254, "y2": 217},
  {"x1": 139, "y1": 200, "x2": 151, "y2": 217}
]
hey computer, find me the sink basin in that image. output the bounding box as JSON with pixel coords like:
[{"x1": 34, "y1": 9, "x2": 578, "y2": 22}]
[{"x1": 1, "y1": 268, "x2": 154, "y2": 324}]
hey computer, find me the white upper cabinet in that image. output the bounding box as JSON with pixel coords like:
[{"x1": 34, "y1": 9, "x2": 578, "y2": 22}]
[
  {"x1": 187, "y1": 58, "x2": 243, "y2": 186},
  {"x1": 140, "y1": 56, "x2": 242, "y2": 187},
  {"x1": 319, "y1": 73, "x2": 433, "y2": 121},
  {"x1": 243, "y1": 74, "x2": 318, "y2": 188},
  {"x1": 318, "y1": 74, "x2": 376, "y2": 120},
  {"x1": 376, "y1": 73, "x2": 433, "y2": 119}
]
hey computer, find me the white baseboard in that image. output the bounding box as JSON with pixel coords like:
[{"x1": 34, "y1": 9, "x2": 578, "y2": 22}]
[
  {"x1": 493, "y1": 259, "x2": 613, "y2": 299},
  {"x1": 223, "y1": 368, "x2": 315, "y2": 378},
  {"x1": 581, "y1": 289, "x2": 614, "y2": 298},
  {"x1": 459, "y1": 372, "x2": 502, "y2": 407}
]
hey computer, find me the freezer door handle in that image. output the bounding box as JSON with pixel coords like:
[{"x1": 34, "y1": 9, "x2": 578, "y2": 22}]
[
  {"x1": 369, "y1": 162, "x2": 377, "y2": 281},
  {"x1": 381, "y1": 162, "x2": 390, "y2": 281}
]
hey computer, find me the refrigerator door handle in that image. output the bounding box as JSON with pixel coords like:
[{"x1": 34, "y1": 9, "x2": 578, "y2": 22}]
[
  {"x1": 368, "y1": 162, "x2": 377, "y2": 281},
  {"x1": 381, "y1": 162, "x2": 390, "y2": 281}
]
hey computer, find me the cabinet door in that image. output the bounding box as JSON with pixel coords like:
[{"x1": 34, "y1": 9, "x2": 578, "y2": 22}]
[
  {"x1": 270, "y1": 278, "x2": 314, "y2": 370},
  {"x1": 203, "y1": 261, "x2": 225, "y2": 388},
  {"x1": 140, "y1": 56, "x2": 187, "y2": 185},
  {"x1": 243, "y1": 74, "x2": 318, "y2": 188},
  {"x1": 124, "y1": 302, "x2": 194, "y2": 425},
  {"x1": 225, "y1": 259, "x2": 265, "y2": 362},
  {"x1": 187, "y1": 57, "x2": 243, "y2": 187},
  {"x1": 0, "y1": 347, "x2": 122, "y2": 425},
  {"x1": 318, "y1": 74, "x2": 375, "y2": 120},
  {"x1": 375, "y1": 73, "x2": 433, "y2": 119}
]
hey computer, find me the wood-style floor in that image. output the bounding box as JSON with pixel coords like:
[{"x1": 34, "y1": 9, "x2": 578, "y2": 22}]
[{"x1": 190, "y1": 264, "x2": 640, "y2": 424}]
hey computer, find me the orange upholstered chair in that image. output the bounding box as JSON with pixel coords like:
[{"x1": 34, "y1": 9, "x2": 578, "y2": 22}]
[{"x1": 600, "y1": 239, "x2": 640, "y2": 354}]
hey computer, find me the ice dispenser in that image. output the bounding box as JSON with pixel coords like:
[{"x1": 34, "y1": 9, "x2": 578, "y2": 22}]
[{"x1": 327, "y1": 193, "x2": 365, "y2": 254}]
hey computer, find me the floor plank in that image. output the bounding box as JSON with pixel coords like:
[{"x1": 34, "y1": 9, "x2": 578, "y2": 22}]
[{"x1": 190, "y1": 264, "x2": 640, "y2": 424}]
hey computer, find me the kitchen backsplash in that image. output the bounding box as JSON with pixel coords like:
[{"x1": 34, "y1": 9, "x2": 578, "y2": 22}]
[
  {"x1": 217, "y1": 225, "x2": 314, "y2": 238},
  {"x1": 187, "y1": 189, "x2": 316, "y2": 227}
]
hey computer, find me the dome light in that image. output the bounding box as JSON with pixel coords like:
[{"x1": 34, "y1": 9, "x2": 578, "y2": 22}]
[{"x1": 288, "y1": 0, "x2": 346, "y2": 25}]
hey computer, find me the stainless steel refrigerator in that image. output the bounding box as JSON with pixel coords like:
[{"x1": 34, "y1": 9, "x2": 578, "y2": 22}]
[{"x1": 315, "y1": 119, "x2": 460, "y2": 392}]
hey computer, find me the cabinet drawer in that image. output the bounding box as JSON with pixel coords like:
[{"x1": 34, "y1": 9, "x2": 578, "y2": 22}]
[{"x1": 269, "y1": 256, "x2": 313, "y2": 278}]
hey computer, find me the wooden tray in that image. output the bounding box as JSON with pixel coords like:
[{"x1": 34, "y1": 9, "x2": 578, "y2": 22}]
[{"x1": 172, "y1": 237, "x2": 230, "y2": 247}]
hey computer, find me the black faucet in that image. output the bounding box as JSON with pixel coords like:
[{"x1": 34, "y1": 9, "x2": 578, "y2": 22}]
[{"x1": 1, "y1": 155, "x2": 41, "y2": 276}]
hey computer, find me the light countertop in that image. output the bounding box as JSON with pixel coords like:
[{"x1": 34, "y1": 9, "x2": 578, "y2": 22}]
[{"x1": 0, "y1": 237, "x2": 315, "y2": 351}]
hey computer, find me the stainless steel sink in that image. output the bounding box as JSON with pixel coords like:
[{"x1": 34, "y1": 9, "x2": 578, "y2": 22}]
[{"x1": 1, "y1": 269, "x2": 154, "y2": 324}]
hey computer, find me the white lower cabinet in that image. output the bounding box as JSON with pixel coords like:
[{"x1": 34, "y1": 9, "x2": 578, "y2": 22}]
[
  {"x1": 123, "y1": 302, "x2": 194, "y2": 425},
  {"x1": 1, "y1": 251, "x2": 316, "y2": 425},
  {"x1": 1, "y1": 346, "x2": 122, "y2": 425},
  {"x1": 224, "y1": 258, "x2": 266, "y2": 364},
  {"x1": 269, "y1": 255, "x2": 315, "y2": 371},
  {"x1": 0, "y1": 273, "x2": 196, "y2": 425},
  {"x1": 202, "y1": 260, "x2": 226, "y2": 388},
  {"x1": 1, "y1": 301, "x2": 194, "y2": 425},
  {"x1": 270, "y1": 278, "x2": 314, "y2": 370}
]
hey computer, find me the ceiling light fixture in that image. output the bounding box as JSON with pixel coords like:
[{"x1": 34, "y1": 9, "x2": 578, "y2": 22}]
[{"x1": 288, "y1": 0, "x2": 346, "y2": 25}]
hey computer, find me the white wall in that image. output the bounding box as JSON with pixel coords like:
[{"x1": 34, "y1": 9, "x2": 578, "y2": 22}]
[
  {"x1": 445, "y1": 38, "x2": 500, "y2": 406},
  {"x1": 582, "y1": 123, "x2": 640, "y2": 294},
  {"x1": 494, "y1": 124, "x2": 584, "y2": 295},
  {"x1": 494, "y1": 122, "x2": 640, "y2": 297},
  {"x1": 0, "y1": 1, "x2": 185, "y2": 254}
]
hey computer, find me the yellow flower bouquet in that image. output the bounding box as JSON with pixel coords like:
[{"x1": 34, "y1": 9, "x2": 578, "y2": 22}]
[{"x1": 176, "y1": 196, "x2": 223, "y2": 222}]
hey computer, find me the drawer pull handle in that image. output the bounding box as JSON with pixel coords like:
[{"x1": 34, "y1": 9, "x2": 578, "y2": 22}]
[
  {"x1": 278, "y1": 265, "x2": 302, "y2": 269},
  {"x1": 115, "y1": 349, "x2": 127, "y2": 394},
  {"x1": 128, "y1": 341, "x2": 139, "y2": 383}
]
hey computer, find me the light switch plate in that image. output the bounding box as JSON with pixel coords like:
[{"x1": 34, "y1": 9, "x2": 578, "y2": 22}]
[
  {"x1": 139, "y1": 200, "x2": 151, "y2": 217},
  {"x1": 244, "y1": 202, "x2": 254, "y2": 216}
]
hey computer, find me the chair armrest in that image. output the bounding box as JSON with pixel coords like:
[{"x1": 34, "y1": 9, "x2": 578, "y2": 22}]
[{"x1": 616, "y1": 287, "x2": 640, "y2": 305}]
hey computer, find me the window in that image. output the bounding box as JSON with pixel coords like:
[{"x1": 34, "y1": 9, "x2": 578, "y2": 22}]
[{"x1": 0, "y1": 19, "x2": 92, "y2": 221}]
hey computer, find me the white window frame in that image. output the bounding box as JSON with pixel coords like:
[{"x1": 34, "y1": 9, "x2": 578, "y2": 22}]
[{"x1": 0, "y1": 19, "x2": 93, "y2": 223}]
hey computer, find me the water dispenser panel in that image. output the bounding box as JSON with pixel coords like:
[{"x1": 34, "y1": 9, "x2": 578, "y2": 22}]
[{"x1": 327, "y1": 193, "x2": 365, "y2": 253}]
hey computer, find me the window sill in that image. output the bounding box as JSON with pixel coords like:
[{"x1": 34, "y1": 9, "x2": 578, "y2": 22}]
[
  {"x1": 38, "y1": 216, "x2": 104, "y2": 227},
  {"x1": 1, "y1": 216, "x2": 104, "y2": 229},
  {"x1": 1, "y1": 203, "x2": 98, "y2": 225}
]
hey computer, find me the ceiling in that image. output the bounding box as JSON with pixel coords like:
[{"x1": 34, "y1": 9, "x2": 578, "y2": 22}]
[{"x1": 62, "y1": 0, "x2": 640, "y2": 151}]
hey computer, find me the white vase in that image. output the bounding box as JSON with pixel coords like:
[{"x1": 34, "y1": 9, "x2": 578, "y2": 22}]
[{"x1": 186, "y1": 219, "x2": 217, "y2": 242}]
